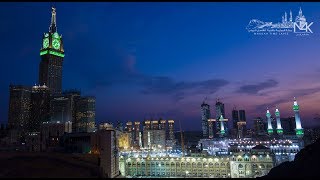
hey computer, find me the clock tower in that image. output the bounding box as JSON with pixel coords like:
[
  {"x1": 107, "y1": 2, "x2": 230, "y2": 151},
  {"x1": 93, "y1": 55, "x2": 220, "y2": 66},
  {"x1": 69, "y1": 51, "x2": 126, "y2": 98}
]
[{"x1": 39, "y1": 7, "x2": 65, "y2": 95}]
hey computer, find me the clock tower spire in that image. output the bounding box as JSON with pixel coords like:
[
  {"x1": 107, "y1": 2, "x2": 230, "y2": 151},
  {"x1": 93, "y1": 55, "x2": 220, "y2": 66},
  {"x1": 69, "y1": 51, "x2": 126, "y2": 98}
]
[
  {"x1": 39, "y1": 6, "x2": 64, "y2": 95},
  {"x1": 49, "y1": 6, "x2": 57, "y2": 33}
]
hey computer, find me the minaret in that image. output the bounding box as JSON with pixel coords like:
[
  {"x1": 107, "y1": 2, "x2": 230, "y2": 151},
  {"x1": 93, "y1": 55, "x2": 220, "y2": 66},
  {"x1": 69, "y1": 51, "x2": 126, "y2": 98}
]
[
  {"x1": 293, "y1": 97, "x2": 304, "y2": 137},
  {"x1": 290, "y1": 10, "x2": 292, "y2": 22},
  {"x1": 219, "y1": 115, "x2": 227, "y2": 137},
  {"x1": 275, "y1": 108, "x2": 283, "y2": 135},
  {"x1": 49, "y1": 6, "x2": 57, "y2": 33},
  {"x1": 285, "y1": 12, "x2": 287, "y2": 22},
  {"x1": 299, "y1": 7, "x2": 303, "y2": 17},
  {"x1": 266, "y1": 108, "x2": 273, "y2": 135}
]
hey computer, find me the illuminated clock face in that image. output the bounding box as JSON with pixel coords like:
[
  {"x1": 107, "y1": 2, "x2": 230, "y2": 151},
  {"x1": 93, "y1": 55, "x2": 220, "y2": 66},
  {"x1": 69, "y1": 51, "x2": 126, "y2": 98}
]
[
  {"x1": 43, "y1": 38, "x2": 49, "y2": 48},
  {"x1": 52, "y1": 39, "x2": 60, "y2": 50},
  {"x1": 53, "y1": 32, "x2": 59, "y2": 39}
]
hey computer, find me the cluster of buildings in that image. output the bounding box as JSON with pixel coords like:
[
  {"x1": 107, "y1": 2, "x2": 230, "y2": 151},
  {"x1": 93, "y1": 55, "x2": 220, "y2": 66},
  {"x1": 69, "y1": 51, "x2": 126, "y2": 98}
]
[
  {"x1": 201, "y1": 99, "x2": 247, "y2": 139},
  {"x1": 0, "y1": 7, "x2": 120, "y2": 178},
  {"x1": 118, "y1": 119, "x2": 176, "y2": 151},
  {"x1": 0, "y1": 5, "x2": 317, "y2": 179}
]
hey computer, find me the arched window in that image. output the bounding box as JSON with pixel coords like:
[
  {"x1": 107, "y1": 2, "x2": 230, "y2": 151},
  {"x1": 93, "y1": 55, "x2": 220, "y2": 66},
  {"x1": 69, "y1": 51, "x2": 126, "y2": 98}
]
[{"x1": 215, "y1": 163, "x2": 219, "y2": 167}]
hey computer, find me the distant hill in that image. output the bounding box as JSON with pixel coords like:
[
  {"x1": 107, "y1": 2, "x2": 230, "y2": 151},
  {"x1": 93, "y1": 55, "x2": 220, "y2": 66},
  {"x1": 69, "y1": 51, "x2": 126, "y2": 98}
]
[{"x1": 262, "y1": 138, "x2": 320, "y2": 178}]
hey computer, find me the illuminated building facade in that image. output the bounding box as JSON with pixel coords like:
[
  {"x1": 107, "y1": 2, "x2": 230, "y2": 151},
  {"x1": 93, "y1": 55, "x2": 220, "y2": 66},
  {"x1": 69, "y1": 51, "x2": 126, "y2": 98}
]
[
  {"x1": 159, "y1": 120, "x2": 166, "y2": 130},
  {"x1": 74, "y1": 96, "x2": 96, "y2": 133},
  {"x1": 208, "y1": 119, "x2": 215, "y2": 139},
  {"x1": 293, "y1": 97, "x2": 304, "y2": 138},
  {"x1": 201, "y1": 102, "x2": 210, "y2": 138},
  {"x1": 91, "y1": 128, "x2": 120, "y2": 178},
  {"x1": 142, "y1": 129, "x2": 166, "y2": 150},
  {"x1": 168, "y1": 120, "x2": 175, "y2": 141},
  {"x1": 119, "y1": 150, "x2": 274, "y2": 178},
  {"x1": 237, "y1": 121, "x2": 247, "y2": 139},
  {"x1": 134, "y1": 121, "x2": 141, "y2": 147},
  {"x1": 39, "y1": 7, "x2": 65, "y2": 95},
  {"x1": 143, "y1": 120, "x2": 151, "y2": 131},
  {"x1": 29, "y1": 85, "x2": 51, "y2": 133},
  {"x1": 8, "y1": 85, "x2": 32, "y2": 140},
  {"x1": 126, "y1": 122, "x2": 133, "y2": 132},
  {"x1": 151, "y1": 120, "x2": 159, "y2": 130}
]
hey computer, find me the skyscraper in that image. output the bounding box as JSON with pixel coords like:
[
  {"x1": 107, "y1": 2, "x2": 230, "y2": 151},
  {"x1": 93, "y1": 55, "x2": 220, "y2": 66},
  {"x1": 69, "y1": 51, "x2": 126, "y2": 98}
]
[
  {"x1": 8, "y1": 85, "x2": 32, "y2": 140},
  {"x1": 253, "y1": 117, "x2": 265, "y2": 136},
  {"x1": 239, "y1": 110, "x2": 246, "y2": 122},
  {"x1": 232, "y1": 108, "x2": 239, "y2": 129},
  {"x1": 39, "y1": 7, "x2": 65, "y2": 94},
  {"x1": 29, "y1": 85, "x2": 51, "y2": 133},
  {"x1": 168, "y1": 120, "x2": 175, "y2": 141},
  {"x1": 74, "y1": 96, "x2": 96, "y2": 133},
  {"x1": 293, "y1": 97, "x2": 304, "y2": 138},
  {"x1": 201, "y1": 102, "x2": 210, "y2": 138},
  {"x1": 208, "y1": 119, "x2": 215, "y2": 139}
]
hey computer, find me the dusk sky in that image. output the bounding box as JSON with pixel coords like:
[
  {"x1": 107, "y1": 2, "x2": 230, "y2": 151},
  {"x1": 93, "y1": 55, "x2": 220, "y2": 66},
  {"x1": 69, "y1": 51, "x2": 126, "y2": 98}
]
[{"x1": 1, "y1": 2, "x2": 320, "y2": 131}]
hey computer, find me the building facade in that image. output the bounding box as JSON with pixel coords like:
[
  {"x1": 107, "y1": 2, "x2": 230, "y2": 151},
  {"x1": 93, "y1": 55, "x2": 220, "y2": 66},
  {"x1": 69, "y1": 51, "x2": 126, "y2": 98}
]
[{"x1": 201, "y1": 102, "x2": 211, "y2": 138}]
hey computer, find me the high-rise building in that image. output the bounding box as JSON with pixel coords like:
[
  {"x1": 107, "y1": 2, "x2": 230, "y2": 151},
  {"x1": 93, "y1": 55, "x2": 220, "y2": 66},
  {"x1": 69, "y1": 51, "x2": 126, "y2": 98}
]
[
  {"x1": 50, "y1": 96, "x2": 71, "y2": 122},
  {"x1": 29, "y1": 85, "x2": 51, "y2": 133},
  {"x1": 134, "y1": 121, "x2": 140, "y2": 146},
  {"x1": 74, "y1": 96, "x2": 96, "y2": 133},
  {"x1": 201, "y1": 102, "x2": 210, "y2": 138},
  {"x1": 168, "y1": 120, "x2": 175, "y2": 141},
  {"x1": 151, "y1": 120, "x2": 159, "y2": 130},
  {"x1": 125, "y1": 122, "x2": 133, "y2": 132},
  {"x1": 293, "y1": 97, "x2": 304, "y2": 138},
  {"x1": 159, "y1": 119, "x2": 166, "y2": 130},
  {"x1": 281, "y1": 117, "x2": 296, "y2": 135},
  {"x1": 143, "y1": 120, "x2": 151, "y2": 131},
  {"x1": 253, "y1": 117, "x2": 266, "y2": 136},
  {"x1": 215, "y1": 99, "x2": 226, "y2": 135},
  {"x1": 232, "y1": 108, "x2": 239, "y2": 129},
  {"x1": 8, "y1": 85, "x2": 32, "y2": 136},
  {"x1": 208, "y1": 119, "x2": 215, "y2": 139},
  {"x1": 92, "y1": 128, "x2": 120, "y2": 178},
  {"x1": 39, "y1": 7, "x2": 65, "y2": 95},
  {"x1": 239, "y1": 110, "x2": 246, "y2": 122}
]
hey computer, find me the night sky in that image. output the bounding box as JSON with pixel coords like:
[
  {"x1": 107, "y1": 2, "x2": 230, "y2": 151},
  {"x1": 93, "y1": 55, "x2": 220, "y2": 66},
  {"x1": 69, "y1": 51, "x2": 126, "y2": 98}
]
[{"x1": 1, "y1": 2, "x2": 320, "y2": 131}]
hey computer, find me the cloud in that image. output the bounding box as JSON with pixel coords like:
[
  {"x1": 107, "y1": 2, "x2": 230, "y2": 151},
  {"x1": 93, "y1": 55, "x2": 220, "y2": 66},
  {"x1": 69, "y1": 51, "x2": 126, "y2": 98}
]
[
  {"x1": 236, "y1": 79, "x2": 278, "y2": 95},
  {"x1": 140, "y1": 77, "x2": 229, "y2": 101},
  {"x1": 254, "y1": 86, "x2": 320, "y2": 113}
]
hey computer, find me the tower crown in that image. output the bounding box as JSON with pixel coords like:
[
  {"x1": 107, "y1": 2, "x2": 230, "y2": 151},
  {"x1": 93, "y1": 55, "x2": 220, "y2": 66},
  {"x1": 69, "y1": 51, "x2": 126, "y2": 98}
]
[
  {"x1": 49, "y1": 7, "x2": 57, "y2": 33},
  {"x1": 275, "y1": 108, "x2": 280, "y2": 116},
  {"x1": 293, "y1": 97, "x2": 299, "y2": 111},
  {"x1": 266, "y1": 108, "x2": 271, "y2": 117}
]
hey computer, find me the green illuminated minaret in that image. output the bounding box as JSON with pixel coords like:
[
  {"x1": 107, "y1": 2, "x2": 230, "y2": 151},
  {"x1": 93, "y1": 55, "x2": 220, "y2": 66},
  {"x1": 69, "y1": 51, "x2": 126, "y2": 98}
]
[
  {"x1": 266, "y1": 108, "x2": 273, "y2": 135},
  {"x1": 293, "y1": 97, "x2": 304, "y2": 138},
  {"x1": 275, "y1": 108, "x2": 283, "y2": 135},
  {"x1": 39, "y1": 6, "x2": 65, "y2": 94}
]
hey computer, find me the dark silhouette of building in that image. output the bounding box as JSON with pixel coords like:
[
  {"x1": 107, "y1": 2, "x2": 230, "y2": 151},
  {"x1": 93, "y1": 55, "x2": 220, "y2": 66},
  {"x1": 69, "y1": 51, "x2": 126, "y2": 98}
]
[
  {"x1": 8, "y1": 85, "x2": 32, "y2": 138},
  {"x1": 28, "y1": 85, "x2": 51, "y2": 133},
  {"x1": 201, "y1": 102, "x2": 210, "y2": 138},
  {"x1": 39, "y1": 7, "x2": 65, "y2": 95},
  {"x1": 239, "y1": 110, "x2": 246, "y2": 122},
  {"x1": 253, "y1": 117, "x2": 266, "y2": 136},
  {"x1": 281, "y1": 116, "x2": 296, "y2": 135},
  {"x1": 232, "y1": 108, "x2": 239, "y2": 129},
  {"x1": 73, "y1": 97, "x2": 96, "y2": 133}
]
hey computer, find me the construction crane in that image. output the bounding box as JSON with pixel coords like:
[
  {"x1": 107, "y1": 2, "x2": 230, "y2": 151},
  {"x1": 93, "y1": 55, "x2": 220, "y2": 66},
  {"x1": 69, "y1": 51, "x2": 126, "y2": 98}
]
[{"x1": 179, "y1": 119, "x2": 185, "y2": 157}]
